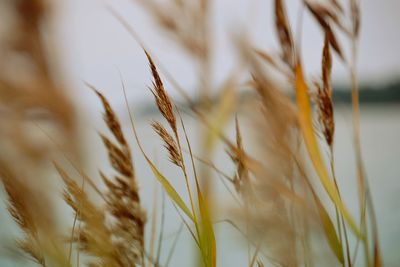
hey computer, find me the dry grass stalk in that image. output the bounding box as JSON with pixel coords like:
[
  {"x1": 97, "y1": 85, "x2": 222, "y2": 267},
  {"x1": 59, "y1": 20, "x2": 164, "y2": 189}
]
[
  {"x1": 135, "y1": 0, "x2": 209, "y2": 57},
  {"x1": 142, "y1": 45, "x2": 218, "y2": 267},
  {"x1": 0, "y1": 1, "x2": 77, "y2": 190},
  {"x1": 245, "y1": 80, "x2": 301, "y2": 267},
  {"x1": 227, "y1": 117, "x2": 251, "y2": 198},
  {"x1": 56, "y1": 164, "x2": 120, "y2": 267},
  {"x1": 94, "y1": 88, "x2": 146, "y2": 266},
  {"x1": 233, "y1": 40, "x2": 304, "y2": 265},
  {"x1": 232, "y1": 6, "x2": 358, "y2": 265},
  {"x1": 47, "y1": 84, "x2": 146, "y2": 266},
  {"x1": 0, "y1": 0, "x2": 76, "y2": 134},
  {"x1": 0, "y1": 1, "x2": 77, "y2": 265},
  {"x1": 0, "y1": 165, "x2": 46, "y2": 266},
  {"x1": 347, "y1": 1, "x2": 382, "y2": 266}
]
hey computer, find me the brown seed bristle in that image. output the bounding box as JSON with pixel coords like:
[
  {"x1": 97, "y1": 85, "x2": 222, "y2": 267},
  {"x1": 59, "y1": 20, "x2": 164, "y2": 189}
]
[
  {"x1": 274, "y1": 0, "x2": 294, "y2": 68},
  {"x1": 0, "y1": 166, "x2": 46, "y2": 266},
  {"x1": 317, "y1": 35, "x2": 335, "y2": 146},
  {"x1": 93, "y1": 90, "x2": 146, "y2": 265},
  {"x1": 88, "y1": 84, "x2": 128, "y2": 146},
  {"x1": 305, "y1": 2, "x2": 344, "y2": 60},
  {"x1": 227, "y1": 116, "x2": 250, "y2": 196},
  {"x1": 100, "y1": 134, "x2": 133, "y2": 178},
  {"x1": 322, "y1": 36, "x2": 332, "y2": 88},
  {"x1": 100, "y1": 172, "x2": 146, "y2": 265},
  {"x1": 350, "y1": 0, "x2": 360, "y2": 37},
  {"x1": 151, "y1": 121, "x2": 182, "y2": 167},
  {"x1": 144, "y1": 50, "x2": 177, "y2": 131},
  {"x1": 55, "y1": 164, "x2": 122, "y2": 266},
  {"x1": 330, "y1": 0, "x2": 344, "y2": 13}
]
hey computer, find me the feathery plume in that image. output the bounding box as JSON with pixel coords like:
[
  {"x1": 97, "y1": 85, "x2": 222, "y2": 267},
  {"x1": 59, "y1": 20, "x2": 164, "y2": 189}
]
[
  {"x1": 317, "y1": 35, "x2": 335, "y2": 147},
  {"x1": 144, "y1": 51, "x2": 177, "y2": 132},
  {"x1": 0, "y1": 166, "x2": 46, "y2": 267},
  {"x1": 90, "y1": 84, "x2": 127, "y2": 146},
  {"x1": 151, "y1": 121, "x2": 182, "y2": 167},
  {"x1": 94, "y1": 88, "x2": 146, "y2": 265},
  {"x1": 56, "y1": 164, "x2": 120, "y2": 267}
]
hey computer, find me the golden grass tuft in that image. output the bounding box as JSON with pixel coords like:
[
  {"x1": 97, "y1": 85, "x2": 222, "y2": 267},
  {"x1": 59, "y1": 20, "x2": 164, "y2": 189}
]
[
  {"x1": 94, "y1": 87, "x2": 146, "y2": 266},
  {"x1": 0, "y1": 166, "x2": 46, "y2": 266}
]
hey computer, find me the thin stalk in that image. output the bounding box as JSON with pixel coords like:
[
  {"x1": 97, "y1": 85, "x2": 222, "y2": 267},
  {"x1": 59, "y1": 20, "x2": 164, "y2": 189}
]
[
  {"x1": 348, "y1": 26, "x2": 372, "y2": 267},
  {"x1": 121, "y1": 67, "x2": 204, "y2": 263},
  {"x1": 301, "y1": 194, "x2": 313, "y2": 267},
  {"x1": 149, "y1": 182, "x2": 159, "y2": 267},
  {"x1": 172, "y1": 204, "x2": 200, "y2": 248},
  {"x1": 295, "y1": 137, "x2": 313, "y2": 267},
  {"x1": 329, "y1": 148, "x2": 351, "y2": 267},
  {"x1": 155, "y1": 192, "x2": 166, "y2": 267},
  {"x1": 287, "y1": 166, "x2": 299, "y2": 265},
  {"x1": 172, "y1": 119, "x2": 202, "y2": 255},
  {"x1": 178, "y1": 109, "x2": 211, "y2": 267},
  {"x1": 165, "y1": 223, "x2": 184, "y2": 267},
  {"x1": 248, "y1": 242, "x2": 262, "y2": 267},
  {"x1": 215, "y1": 219, "x2": 281, "y2": 267}
]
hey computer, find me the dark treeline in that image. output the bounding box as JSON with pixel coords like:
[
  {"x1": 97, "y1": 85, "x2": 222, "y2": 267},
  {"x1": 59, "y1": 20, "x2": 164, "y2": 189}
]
[
  {"x1": 333, "y1": 80, "x2": 400, "y2": 104},
  {"x1": 135, "y1": 80, "x2": 400, "y2": 117}
]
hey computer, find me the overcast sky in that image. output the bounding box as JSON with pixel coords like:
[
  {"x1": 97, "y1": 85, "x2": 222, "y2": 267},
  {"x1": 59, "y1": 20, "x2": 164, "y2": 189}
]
[{"x1": 54, "y1": 0, "x2": 400, "y2": 105}]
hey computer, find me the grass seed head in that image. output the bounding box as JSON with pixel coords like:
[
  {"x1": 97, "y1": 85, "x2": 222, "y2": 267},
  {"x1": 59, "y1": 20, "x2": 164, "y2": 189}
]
[
  {"x1": 145, "y1": 51, "x2": 177, "y2": 131},
  {"x1": 317, "y1": 35, "x2": 335, "y2": 147},
  {"x1": 152, "y1": 121, "x2": 182, "y2": 167}
]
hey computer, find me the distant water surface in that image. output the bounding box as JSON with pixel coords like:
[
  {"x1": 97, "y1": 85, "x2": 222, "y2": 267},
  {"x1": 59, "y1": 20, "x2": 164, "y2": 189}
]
[{"x1": 0, "y1": 105, "x2": 399, "y2": 267}]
